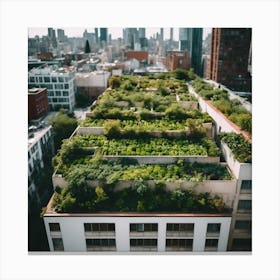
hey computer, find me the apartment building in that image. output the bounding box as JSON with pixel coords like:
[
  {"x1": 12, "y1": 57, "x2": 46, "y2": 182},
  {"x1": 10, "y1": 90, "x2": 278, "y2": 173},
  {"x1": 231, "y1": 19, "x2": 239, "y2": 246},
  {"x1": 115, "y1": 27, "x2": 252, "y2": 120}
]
[
  {"x1": 28, "y1": 65, "x2": 76, "y2": 111},
  {"x1": 42, "y1": 75, "x2": 251, "y2": 253},
  {"x1": 28, "y1": 124, "x2": 54, "y2": 212}
]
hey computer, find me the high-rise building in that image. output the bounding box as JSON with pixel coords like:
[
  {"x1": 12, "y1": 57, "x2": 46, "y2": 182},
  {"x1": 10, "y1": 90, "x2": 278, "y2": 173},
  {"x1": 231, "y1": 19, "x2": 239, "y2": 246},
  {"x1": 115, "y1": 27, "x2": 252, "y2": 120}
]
[
  {"x1": 47, "y1": 27, "x2": 57, "y2": 48},
  {"x1": 178, "y1": 28, "x2": 203, "y2": 75},
  {"x1": 57, "y1": 29, "x2": 66, "y2": 42},
  {"x1": 94, "y1": 28, "x2": 99, "y2": 46},
  {"x1": 190, "y1": 28, "x2": 203, "y2": 76},
  {"x1": 138, "y1": 28, "x2": 147, "y2": 50},
  {"x1": 179, "y1": 28, "x2": 192, "y2": 52},
  {"x1": 209, "y1": 28, "x2": 252, "y2": 92},
  {"x1": 100, "y1": 28, "x2": 108, "y2": 46}
]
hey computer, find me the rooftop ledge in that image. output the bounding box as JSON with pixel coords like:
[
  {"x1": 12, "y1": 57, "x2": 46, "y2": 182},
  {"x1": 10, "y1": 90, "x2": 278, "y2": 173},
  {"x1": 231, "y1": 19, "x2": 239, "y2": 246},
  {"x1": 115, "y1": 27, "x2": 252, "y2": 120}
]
[{"x1": 44, "y1": 195, "x2": 232, "y2": 218}]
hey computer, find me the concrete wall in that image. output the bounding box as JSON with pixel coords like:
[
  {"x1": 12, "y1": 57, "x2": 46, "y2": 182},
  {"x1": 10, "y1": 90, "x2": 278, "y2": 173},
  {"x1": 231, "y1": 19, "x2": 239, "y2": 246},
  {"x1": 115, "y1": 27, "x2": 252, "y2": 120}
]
[
  {"x1": 178, "y1": 101, "x2": 198, "y2": 110},
  {"x1": 75, "y1": 126, "x2": 105, "y2": 135},
  {"x1": 220, "y1": 142, "x2": 252, "y2": 180},
  {"x1": 104, "y1": 155, "x2": 220, "y2": 164},
  {"x1": 188, "y1": 84, "x2": 239, "y2": 134},
  {"x1": 44, "y1": 215, "x2": 231, "y2": 252}
]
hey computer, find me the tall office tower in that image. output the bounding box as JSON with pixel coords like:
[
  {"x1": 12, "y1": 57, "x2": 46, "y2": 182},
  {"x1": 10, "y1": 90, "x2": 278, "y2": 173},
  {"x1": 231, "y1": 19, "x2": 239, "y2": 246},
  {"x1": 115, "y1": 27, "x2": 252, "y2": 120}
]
[
  {"x1": 47, "y1": 27, "x2": 57, "y2": 48},
  {"x1": 94, "y1": 28, "x2": 99, "y2": 45},
  {"x1": 160, "y1": 28, "x2": 164, "y2": 42},
  {"x1": 100, "y1": 28, "x2": 108, "y2": 46},
  {"x1": 57, "y1": 29, "x2": 66, "y2": 42},
  {"x1": 139, "y1": 28, "x2": 147, "y2": 50},
  {"x1": 124, "y1": 28, "x2": 138, "y2": 50},
  {"x1": 179, "y1": 28, "x2": 192, "y2": 51},
  {"x1": 191, "y1": 28, "x2": 203, "y2": 76},
  {"x1": 209, "y1": 28, "x2": 252, "y2": 92}
]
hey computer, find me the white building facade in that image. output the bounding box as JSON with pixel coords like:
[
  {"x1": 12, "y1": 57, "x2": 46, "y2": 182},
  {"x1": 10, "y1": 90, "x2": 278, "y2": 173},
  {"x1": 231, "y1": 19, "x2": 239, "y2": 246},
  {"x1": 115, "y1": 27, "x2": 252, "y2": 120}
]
[
  {"x1": 28, "y1": 66, "x2": 76, "y2": 111},
  {"x1": 44, "y1": 212, "x2": 231, "y2": 253}
]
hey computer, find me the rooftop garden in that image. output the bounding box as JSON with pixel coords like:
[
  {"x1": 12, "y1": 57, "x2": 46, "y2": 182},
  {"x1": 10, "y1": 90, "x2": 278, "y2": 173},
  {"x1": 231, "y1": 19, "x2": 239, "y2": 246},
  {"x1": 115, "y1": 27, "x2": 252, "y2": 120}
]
[
  {"x1": 90, "y1": 74, "x2": 198, "y2": 118},
  {"x1": 52, "y1": 182, "x2": 230, "y2": 214},
  {"x1": 218, "y1": 132, "x2": 252, "y2": 163},
  {"x1": 60, "y1": 134, "x2": 220, "y2": 157},
  {"x1": 191, "y1": 78, "x2": 252, "y2": 133}
]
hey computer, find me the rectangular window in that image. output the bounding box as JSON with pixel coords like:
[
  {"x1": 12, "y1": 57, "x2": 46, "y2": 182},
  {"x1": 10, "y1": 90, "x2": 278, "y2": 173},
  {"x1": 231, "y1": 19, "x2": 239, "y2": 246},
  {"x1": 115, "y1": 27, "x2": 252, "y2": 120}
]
[
  {"x1": 130, "y1": 223, "x2": 158, "y2": 232},
  {"x1": 241, "y1": 180, "x2": 252, "y2": 190},
  {"x1": 49, "y1": 223, "x2": 61, "y2": 232},
  {"x1": 235, "y1": 220, "x2": 252, "y2": 231},
  {"x1": 86, "y1": 239, "x2": 116, "y2": 251},
  {"x1": 44, "y1": 76, "x2": 50, "y2": 83},
  {"x1": 130, "y1": 239, "x2": 157, "y2": 247},
  {"x1": 52, "y1": 98, "x2": 57, "y2": 103},
  {"x1": 238, "y1": 200, "x2": 252, "y2": 211},
  {"x1": 166, "y1": 239, "x2": 193, "y2": 251},
  {"x1": 205, "y1": 239, "x2": 219, "y2": 251},
  {"x1": 64, "y1": 84, "x2": 69, "y2": 89},
  {"x1": 84, "y1": 223, "x2": 115, "y2": 233},
  {"x1": 51, "y1": 77, "x2": 57, "y2": 83},
  {"x1": 55, "y1": 91, "x2": 61, "y2": 96},
  {"x1": 52, "y1": 238, "x2": 64, "y2": 251},
  {"x1": 166, "y1": 223, "x2": 194, "y2": 232},
  {"x1": 63, "y1": 91, "x2": 69, "y2": 96},
  {"x1": 207, "y1": 223, "x2": 221, "y2": 233},
  {"x1": 30, "y1": 77, "x2": 35, "y2": 83},
  {"x1": 232, "y1": 238, "x2": 252, "y2": 251},
  {"x1": 59, "y1": 77, "x2": 64, "y2": 83},
  {"x1": 39, "y1": 77, "x2": 43, "y2": 83},
  {"x1": 48, "y1": 91, "x2": 54, "y2": 96}
]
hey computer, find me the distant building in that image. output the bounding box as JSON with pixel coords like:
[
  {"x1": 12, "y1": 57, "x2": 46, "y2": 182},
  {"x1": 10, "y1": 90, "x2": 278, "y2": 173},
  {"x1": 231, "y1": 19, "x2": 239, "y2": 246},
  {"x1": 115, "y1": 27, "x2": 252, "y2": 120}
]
[
  {"x1": 164, "y1": 51, "x2": 190, "y2": 71},
  {"x1": 125, "y1": 51, "x2": 148, "y2": 63},
  {"x1": 28, "y1": 65, "x2": 76, "y2": 111},
  {"x1": 37, "y1": 52, "x2": 53, "y2": 61},
  {"x1": 100, "y1": 28, "x2": 108, "y2": 46},
  {"x1": 75, "y1": 71, "x2": 110, "y2": 101},
  {"x1": 28, "y1": 88, "x2": 49, "y2": 121},
  {"x1": 179, "y1": 28, "x2": 192, "y2": 52},
  {"x1": 209, "y1": 28, "x2": 252, "y2": 92}
]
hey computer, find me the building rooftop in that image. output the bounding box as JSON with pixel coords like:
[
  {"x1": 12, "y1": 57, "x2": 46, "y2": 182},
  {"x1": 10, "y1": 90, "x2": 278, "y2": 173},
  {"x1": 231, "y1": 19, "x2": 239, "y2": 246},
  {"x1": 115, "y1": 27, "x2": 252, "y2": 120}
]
[
  {"x1": 28, "y1": 88, "x2": 46, "y2": 95},
  {"x1": 28, "y1": 124, "x2": 52, "y2": 149}
]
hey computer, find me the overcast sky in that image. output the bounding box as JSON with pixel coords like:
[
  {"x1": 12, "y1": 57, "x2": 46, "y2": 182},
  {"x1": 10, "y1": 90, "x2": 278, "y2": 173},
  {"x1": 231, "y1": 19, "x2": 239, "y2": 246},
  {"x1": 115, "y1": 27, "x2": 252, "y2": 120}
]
[{"x1": 28, "y1": 27, "x2": 212, "y2": 40}]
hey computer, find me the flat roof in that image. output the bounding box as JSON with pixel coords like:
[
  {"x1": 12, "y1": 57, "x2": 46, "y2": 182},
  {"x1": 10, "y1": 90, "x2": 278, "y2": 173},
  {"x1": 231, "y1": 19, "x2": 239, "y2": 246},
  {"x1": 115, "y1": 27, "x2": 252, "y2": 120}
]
[{"x1": 44, "y1": 195, "x2": 232, "y2": 218}]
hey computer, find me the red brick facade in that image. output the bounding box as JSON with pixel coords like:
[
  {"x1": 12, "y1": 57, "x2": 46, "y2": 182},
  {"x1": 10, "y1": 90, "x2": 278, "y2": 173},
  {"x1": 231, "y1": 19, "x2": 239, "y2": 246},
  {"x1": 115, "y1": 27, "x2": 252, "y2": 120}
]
[
  {"x1": 164, "y1": 51, "x2": 190, "y2": 71},
  {"x1": 28, "y1": 88, "x2": 49, "y2": 121},
  {"x1": 125, "y1": 51, "x2": 148, "y2": 62}
]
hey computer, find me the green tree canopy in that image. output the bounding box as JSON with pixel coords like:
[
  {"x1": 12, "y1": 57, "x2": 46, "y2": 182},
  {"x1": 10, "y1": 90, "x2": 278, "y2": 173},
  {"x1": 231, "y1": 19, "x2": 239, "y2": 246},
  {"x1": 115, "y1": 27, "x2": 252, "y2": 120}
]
[{"x1": 49, "y1": 109, "x2": 78, "y2": 151}]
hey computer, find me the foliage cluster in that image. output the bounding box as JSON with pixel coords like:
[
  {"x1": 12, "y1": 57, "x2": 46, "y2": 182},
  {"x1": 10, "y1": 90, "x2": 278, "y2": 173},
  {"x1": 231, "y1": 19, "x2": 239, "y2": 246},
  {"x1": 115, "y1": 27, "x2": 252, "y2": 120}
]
[
  {"x1": 52, "y1": 180, "x2": 229, "y2": 214},
  {"x1": 192, "y1": 78, "x2": 252, "y2": 133},
  {"x1": 218, "y1": 132, "x2": 252, "y2": 163},
  {"x1": 67, "y1": 135, "x2": 220, "y2": 157}
]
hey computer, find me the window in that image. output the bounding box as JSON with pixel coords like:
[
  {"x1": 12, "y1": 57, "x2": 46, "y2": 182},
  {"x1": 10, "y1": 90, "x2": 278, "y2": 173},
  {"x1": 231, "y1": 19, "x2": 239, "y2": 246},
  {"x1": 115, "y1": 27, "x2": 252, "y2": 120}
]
[
  {"x1": 241, "y1": 180, "x2": 252, "y2": 190},
  {"x1": 29, "y1": 77, "x2": 35, "y2": 83},
  {"x1": 84, "y1": 223, "x2": 115, "y2": 232},
  {"x1": 166, "y1": 239, "x2": 193, "y2": 251},
  {"x1": 205, "y1": 239, "x2": 218, "y2": 251},
  {"x1": 238, "y1": 200, "x2": 252, "y2": 211},
  {"x1": 130, "y1": 239, "x2": 157, "y2": 247},
  {"x1": 52, "y1": 238, "x2": 64, "y2": 251},
  {"x1": 51, "y1": 77, "x2": 57, "y2": 83},
  {"x1": 55, "y1": 91, "x2": 61, "y2": 96},
  {"x1": 130, "y1": 223, "x2": 158, "y2": 232},
  {"x1": 59, "y1": 77, "x2": 64, "y2": 83},
  {"x1": 232, "y1": 238, "x2": 251, "y2": 251},
  {"x1": 64, "y1": 84, "x2": 69, "y2": 89},
  {"x1": 44, "y1": 76, "x2": 50, "y2": 83},
  {"x1": 207, "y1": 223, "x2": 221, "y2": 233},
  {"x1": 48, "y1": 91, "x2": 54, "y2": 96},
  {"x1": 63, "y1": 91, "x2": 69, "y2": 96},
  {"x1": 166, "y1": 223, "x2": 194, "y2": 237},
  {"x1": 55, "y1": 84, "x2": 63, "y2": 90},
  {"x1": 86, "y1": 239, "x2": 116, "y2": 251},
  {"x1": 235, "y1": 220, "x2": 252, "y2": 231},
  {"x1": 39, "y1": 77, "x2": 43, "y2": 83},
  {"x1": 49, "y1": 223, "x2": 61, "y2": 232}
]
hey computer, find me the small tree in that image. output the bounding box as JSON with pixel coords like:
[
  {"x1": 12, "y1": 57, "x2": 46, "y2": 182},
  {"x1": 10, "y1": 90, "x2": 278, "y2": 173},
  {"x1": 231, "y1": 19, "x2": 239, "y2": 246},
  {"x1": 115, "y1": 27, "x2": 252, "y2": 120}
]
[{"x1": 84, "y1": 39, "x2": 91, "y2": 53}]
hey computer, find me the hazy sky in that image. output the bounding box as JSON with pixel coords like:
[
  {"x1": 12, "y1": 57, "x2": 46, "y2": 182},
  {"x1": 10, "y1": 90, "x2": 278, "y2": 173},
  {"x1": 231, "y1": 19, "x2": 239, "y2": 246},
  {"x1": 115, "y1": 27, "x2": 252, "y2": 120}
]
[{"x1": 28, "y1": 27, "x2": 211, "y2": 40}]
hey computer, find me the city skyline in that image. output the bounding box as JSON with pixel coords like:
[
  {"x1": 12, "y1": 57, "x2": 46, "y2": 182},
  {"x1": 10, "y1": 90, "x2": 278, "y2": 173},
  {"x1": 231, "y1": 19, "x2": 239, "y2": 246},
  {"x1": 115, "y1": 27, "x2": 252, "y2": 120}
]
[{"x1": 28, "y1": 27, "x2": 211, "y2": 40}]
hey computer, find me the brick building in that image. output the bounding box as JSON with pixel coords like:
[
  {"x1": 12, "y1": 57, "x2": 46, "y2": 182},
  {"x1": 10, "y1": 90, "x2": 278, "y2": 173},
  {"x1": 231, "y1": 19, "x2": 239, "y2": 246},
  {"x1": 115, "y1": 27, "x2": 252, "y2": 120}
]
[
  {"x1": 164, "y1": 51, "x2": 190, "y2": 71},
  {"x1": 28, "y1": 88, "x2": 49, "y2": 121},
  {"x1": 209, "y1": 28, "x2": 252, "y2": 92},
  {"x1": 125, "y1": 51, "x2": 148, "y2": 63}
]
